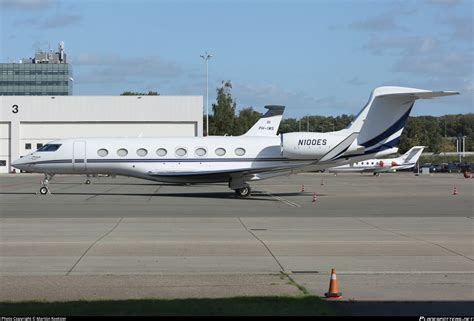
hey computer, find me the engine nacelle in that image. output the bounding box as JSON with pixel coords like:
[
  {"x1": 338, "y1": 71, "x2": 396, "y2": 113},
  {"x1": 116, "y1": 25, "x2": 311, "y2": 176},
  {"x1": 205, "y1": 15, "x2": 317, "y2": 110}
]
[{"x1": 281, "y1": 132, "x2": 334, "y2": 159}]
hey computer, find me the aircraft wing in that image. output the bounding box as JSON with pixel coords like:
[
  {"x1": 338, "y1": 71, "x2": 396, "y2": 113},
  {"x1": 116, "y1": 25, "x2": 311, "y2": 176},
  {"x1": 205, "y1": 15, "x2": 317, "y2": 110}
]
[{"x1": 146, "y1": 163, "x2": 307, "y2": 179}]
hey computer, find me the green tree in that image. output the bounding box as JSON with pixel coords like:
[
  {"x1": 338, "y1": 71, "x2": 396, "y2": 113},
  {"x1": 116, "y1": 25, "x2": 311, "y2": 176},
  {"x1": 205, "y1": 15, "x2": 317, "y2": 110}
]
[
  {"x1": 279, "y1": 118, "x2": 300, "y2": 133},
  {"x1": 399, "y1": 116, "x2": 443, "y2": 153},
  {"x1": 210, "y1": 81, "x2": 237, "y2": 135},
  {"x1": 235, "y1": 107, "x2": 262, "y2": 135}
]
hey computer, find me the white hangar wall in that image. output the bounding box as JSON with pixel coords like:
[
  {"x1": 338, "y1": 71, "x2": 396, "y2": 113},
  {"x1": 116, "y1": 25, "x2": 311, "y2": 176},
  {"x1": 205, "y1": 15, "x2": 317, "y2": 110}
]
[{"x1": 0, "y1": 95, "x2": 203, "y2": 173}]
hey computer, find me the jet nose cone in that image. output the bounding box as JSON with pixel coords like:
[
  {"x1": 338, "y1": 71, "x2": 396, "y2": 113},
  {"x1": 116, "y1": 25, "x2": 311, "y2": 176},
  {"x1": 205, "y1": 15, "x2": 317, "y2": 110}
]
[{"x1": 12, "y1": 157, "x2": 25, "y2": 169}]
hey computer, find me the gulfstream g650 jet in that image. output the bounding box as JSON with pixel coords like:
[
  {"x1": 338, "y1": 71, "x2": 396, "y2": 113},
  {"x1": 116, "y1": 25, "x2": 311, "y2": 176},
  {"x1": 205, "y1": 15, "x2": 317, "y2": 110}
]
[{"x1": 12, "y1": 86, "x2": 458, "y2": 196}]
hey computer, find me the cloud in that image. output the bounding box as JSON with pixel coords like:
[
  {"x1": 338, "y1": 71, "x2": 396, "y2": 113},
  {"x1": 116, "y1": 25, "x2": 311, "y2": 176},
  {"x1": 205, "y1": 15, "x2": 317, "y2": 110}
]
[
  {"x1": 436, "y1": 14, "x2": 473, "y2": 41},
  {"x1": 73, "y1": 53, "x2": 185, "y2": 85},
  {"x1": 344, "y1": 76, "x2": 365, "y2": 86},
  {"x1": 350, "y1": 15, "x2": 402, "y2": 31},
  {"x1": 349, "y1": 5, "x2": 416, "y2": 31},
  {"x1": 363, "y1": 36, "x2": 438, "y2": 56},
  {"x1": 0, "y1": 0, "x2": 56, "y2": 9},
  {"x1": 427, "y1": 0, "x2": 462, "y2": 5},
  {"x1": 21, "y1": 14, "x2": 81, "y2": 29},
  {"x1": 392, "y1": 50, "x2": 472, "y2": 77},
  {"x1": 231, "y1": 82, "x2": 360, "y2": 117}
]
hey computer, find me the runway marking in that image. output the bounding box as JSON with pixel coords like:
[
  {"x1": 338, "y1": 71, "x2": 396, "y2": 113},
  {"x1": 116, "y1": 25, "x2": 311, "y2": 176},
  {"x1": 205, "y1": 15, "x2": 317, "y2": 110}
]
[
  {"x1": 238, "y1": 218, "x2": 285, "y2": 272},
  {"x1": 258, "y1": 190, "x2": 301, "y2": 208},
  {"x1": 148, "y1": 185, "x2": 162, "y2": 201},
  {"x1": 291, "y1": 271, "x2": 474, "y2": 275},
  {"x1": 66, "y1": 217, "x2": 123, "y2": 275},
  {"x1": 355, "y1": 217, "x2": 474, "y2": 263},
  {"x1": 85, "y1": 185, "x2": 123, "y2": 201}
]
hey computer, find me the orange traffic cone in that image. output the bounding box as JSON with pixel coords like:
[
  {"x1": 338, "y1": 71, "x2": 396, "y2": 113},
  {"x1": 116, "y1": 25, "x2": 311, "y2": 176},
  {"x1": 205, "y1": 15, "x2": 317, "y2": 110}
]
[
  {"x1": 301, "y1": 184, "x2": 305, "y2": 193},
  {"x1": 453, "y1": 187, "x2": 458, "y2": 195},
  {"x1": 325, "y1": 268, "x2": 342, "y2": 299}
]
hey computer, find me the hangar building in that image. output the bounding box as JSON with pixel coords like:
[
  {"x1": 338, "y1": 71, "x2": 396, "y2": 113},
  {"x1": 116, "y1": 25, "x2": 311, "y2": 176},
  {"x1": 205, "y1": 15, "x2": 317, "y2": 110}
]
[{"x1": 0, "y1": 96, "x2": 203, "y2": 173}]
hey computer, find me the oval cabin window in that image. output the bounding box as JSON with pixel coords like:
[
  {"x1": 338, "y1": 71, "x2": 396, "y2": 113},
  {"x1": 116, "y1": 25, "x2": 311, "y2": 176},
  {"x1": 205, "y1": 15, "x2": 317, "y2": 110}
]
[
  {"x1": 156, "y1": 148, "x2": 167, "y2": 157},
  {"x1": 97, "y1": 148, "x2": 108, "y2": 157},
  {"x1": 234, "y1": 148, "x2": 246, "y2": 156},
  {"x1": 215, "y1": 148, "x2": 226, "y2": 156},
  {"x1": 117, "y1": 148, "x2": 128, "y2": 157},
  {"x1": 176, "y1": 148, "x2": 187, "y2": 157},
  {"x1": 195, "y1": 147, "x2": 207, "y2": 157},
  {"x1": 137, "y1": 148, "x2": 148, "y2": 157}
]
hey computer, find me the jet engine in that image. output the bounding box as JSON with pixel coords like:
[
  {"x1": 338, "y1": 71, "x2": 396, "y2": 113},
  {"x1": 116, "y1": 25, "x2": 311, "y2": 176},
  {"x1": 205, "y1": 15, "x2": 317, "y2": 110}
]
[{"x1": 281, "y1": 132, "x2": 333, "y2": 159}]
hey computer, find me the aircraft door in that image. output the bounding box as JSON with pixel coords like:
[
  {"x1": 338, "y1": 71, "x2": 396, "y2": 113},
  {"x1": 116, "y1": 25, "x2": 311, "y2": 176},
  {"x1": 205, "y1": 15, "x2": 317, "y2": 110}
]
[{"x1": 73, "y1": 141, "x2": 86, "y2": 171}]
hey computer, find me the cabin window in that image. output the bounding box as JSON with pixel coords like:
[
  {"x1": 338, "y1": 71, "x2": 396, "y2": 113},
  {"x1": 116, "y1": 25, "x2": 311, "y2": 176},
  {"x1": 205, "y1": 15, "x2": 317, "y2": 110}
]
[
  {"x1": 0, "y1": 160, "x2": 6, "y2": 166},
  {"x1": 117, "y1": 148, "x2": 128, "y2": 157},
  {"x1": 195, "y1": 147, "x2": 207, "y2": 157},
  {"x1": 215, "y1": 148, "x2": 226, "y2": 156},
  {"x1": 25, "y1": 143, "x2": 31, "y2": 150},
  {"x1": 156, "y1": 148, "x2": 167, "y2": 157},
  {"x1": 234, "y1": 148, "x2": 246, "y2": 156},
  {"x1": 137, "y1": 148, "x2": 148, "y2": 157},
  {"x1": 175, "y1": 148, "x2": 187, "y2": 157},
  {"x1": 97, "y1": 148, "x2": 108, "y2": 157},
  {"x1": 36, "y1": 143, "x2": 43, "y2": 149}
]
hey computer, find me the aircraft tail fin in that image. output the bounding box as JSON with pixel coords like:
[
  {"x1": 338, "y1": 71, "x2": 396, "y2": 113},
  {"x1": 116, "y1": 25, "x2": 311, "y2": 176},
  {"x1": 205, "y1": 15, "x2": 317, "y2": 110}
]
[
  {"x1": 398, "y1": 146, "x2": 425, "y2": 164},
  {"x1": 242, "y1": 105, "x2": 285, "y2": 137},
  {"x1": 346, "y1": 87, "x2": 458, "y2": 154}
]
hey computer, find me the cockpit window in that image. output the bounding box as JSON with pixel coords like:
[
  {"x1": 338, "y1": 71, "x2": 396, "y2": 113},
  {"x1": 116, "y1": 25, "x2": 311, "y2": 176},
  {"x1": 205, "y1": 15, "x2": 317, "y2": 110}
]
[{"x1": 37, "y1": 144, "x2": 62, "y2": 152}]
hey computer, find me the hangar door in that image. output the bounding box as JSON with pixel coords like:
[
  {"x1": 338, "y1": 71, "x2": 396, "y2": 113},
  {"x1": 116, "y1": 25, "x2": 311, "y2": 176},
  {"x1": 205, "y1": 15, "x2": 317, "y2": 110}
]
[{"x1": 0, "y1": 123, "x2": 10, "y2": 174}]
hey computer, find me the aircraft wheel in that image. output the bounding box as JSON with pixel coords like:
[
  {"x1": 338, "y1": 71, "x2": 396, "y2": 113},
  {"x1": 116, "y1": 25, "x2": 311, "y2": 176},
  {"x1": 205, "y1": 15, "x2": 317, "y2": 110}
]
[
  {"x1": 39, "y1": 186, "x2": 49, "y2": 195},
  {"x1": 85, "y1": 179, "x2": 91, "y2": 185},
  {"x1": 235, "y1": 184, "x2": 251, "y2": 198}
]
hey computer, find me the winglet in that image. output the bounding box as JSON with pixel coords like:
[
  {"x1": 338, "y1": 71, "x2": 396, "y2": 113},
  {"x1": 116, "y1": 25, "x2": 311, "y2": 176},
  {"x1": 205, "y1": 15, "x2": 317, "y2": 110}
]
[{"x1": 242, "y1": 105, "x2": 285, "y2": 137}]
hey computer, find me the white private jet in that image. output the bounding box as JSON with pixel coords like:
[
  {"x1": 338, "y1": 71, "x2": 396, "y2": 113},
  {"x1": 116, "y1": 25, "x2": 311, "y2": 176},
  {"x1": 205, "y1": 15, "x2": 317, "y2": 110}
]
[
  {"x1": 328, "y1": 145, "x2": 425, "y2": 175},
  {"x1": 12, "y1": 86, "x2": 458, "y2": 197}
]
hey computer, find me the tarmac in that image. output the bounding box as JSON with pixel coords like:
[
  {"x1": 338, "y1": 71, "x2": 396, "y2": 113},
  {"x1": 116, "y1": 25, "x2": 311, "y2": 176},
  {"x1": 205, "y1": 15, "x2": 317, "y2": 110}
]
[{"x1": 0, "y1": 172, "x2": 473, "y2": 315}]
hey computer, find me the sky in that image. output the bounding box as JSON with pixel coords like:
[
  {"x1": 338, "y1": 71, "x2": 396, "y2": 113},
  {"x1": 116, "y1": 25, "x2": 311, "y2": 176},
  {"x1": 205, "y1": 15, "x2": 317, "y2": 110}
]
[{"x1": 0, "y1": 0, "x2": 472, "y2": 118}]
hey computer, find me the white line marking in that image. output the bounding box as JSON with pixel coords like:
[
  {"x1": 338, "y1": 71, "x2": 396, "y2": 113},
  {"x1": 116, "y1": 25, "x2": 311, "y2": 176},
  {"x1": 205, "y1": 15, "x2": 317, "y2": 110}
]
[
  {"x1": 259, "y1": 190, "x2": 301, "y2": 208},
  {"x1": 291, "y1": 271, "x2": 474, "y2": 275}
]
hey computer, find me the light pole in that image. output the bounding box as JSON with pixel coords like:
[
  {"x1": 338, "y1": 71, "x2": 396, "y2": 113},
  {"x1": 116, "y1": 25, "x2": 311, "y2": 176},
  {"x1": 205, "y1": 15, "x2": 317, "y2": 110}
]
[{"x1": 200, "y1": 52, "x2": 212, "y2": 136}]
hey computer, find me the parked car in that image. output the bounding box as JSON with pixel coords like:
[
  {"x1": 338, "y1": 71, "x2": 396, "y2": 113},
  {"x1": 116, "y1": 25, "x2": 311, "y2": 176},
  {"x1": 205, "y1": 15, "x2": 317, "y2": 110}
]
[
  {"x1": 431, "y1": 163, "x2": 443, "y2": 172},
  {"x1": 458, "y1": 162, "x2": 472, "y2": 173},
  {"x1": 420, "y1": 163, "x2": 435, "y2": 173},
  {"x1": 439, "y1": 163, "x2": 460, "y2": 173}
]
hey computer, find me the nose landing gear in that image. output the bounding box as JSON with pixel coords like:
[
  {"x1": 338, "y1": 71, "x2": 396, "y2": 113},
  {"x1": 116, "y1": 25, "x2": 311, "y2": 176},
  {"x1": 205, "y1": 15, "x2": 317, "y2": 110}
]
[{"x1": 39, "y1": 174, "x2": 54, "y2": 195}]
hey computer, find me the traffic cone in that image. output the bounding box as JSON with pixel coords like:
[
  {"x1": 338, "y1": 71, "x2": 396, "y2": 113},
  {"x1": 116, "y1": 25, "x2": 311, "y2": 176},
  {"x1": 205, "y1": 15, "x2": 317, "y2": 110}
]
[
  {"x1": 325, "y1": 268, "x2": 342, "y2": 299},
  {"x1": 453, "y1": 187, "x2": 458, "y2": 195},
  {"x1": 312, "y1": 192, "x2": 317, "y2": 203},
  {"x1": 301, "y1": 184, "x2": 305, "y2": 193},
  {"x1": 320, "y1": 179, "x2": 324, "y2": 186}
]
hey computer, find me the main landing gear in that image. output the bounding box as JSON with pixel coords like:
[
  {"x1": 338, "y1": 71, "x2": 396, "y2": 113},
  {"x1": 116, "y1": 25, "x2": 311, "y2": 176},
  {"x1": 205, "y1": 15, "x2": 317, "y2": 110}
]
[
  {"x1": 39, "y1": 174, "x2": 54, "y2": 195},
  {"x1": 229, "y1": 178, "x2": 252, "y2": 198},
  {"x1": 234, "y1": 183, "x2": 251, "y2": 198}
]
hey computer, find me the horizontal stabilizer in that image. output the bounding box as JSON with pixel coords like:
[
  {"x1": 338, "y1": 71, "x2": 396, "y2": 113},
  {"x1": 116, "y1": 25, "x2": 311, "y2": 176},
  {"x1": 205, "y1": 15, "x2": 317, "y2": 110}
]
[{"x1": 379, "y1": 91, "x2": 459, "y2": 100}]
